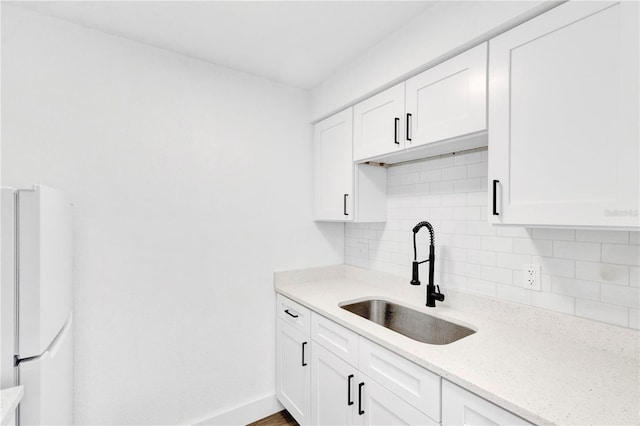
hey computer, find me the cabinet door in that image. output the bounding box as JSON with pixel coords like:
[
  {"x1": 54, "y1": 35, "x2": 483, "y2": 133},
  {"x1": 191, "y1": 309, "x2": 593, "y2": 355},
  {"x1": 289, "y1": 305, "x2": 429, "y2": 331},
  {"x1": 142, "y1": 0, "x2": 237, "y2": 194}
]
[
  {"x1": 276, "y1": 319, "x2": 310, "y2": 425},
  {"x1": 311, "y1": 343, "x2": 359, "y2": 425},
  {"x1": 358, "y1": 337, "x2": 440, "y2": 422},
  {"x1": 353, "y1": 83, "x2": 405, "y2": 161},
  {"x1": 442, "y1": 380, "x2": 532, "y2": 426},
  {"x1": 488, "y1": 1, "x2": 639, "y2": 228},
  {"x1": 357, "y1": 376, "x2": 438, "y2": 426},
  {"x1": 406, "y1": 43, "x2": 487, "y2": 148},
  {"x1": 314, "y1": 109, "x2": 354, "y2": 221}
]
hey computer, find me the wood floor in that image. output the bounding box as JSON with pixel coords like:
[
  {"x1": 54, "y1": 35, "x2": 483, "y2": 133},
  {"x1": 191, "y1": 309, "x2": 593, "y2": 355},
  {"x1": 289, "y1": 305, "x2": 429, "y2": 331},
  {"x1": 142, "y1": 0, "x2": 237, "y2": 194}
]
[{"x1": 248, "y1": 410, "x2": 298, "y2": 426}]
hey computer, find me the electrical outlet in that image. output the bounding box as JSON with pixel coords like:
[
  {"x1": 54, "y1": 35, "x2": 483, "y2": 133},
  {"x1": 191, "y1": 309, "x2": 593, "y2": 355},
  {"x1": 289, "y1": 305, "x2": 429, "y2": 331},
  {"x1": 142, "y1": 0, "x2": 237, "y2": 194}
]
[
  {"x1": 522, "y1": 264, "x2": 541, "y2": 291},
  {"x1": 357, "y1": 241, "x2": 369, "y2": 258}
]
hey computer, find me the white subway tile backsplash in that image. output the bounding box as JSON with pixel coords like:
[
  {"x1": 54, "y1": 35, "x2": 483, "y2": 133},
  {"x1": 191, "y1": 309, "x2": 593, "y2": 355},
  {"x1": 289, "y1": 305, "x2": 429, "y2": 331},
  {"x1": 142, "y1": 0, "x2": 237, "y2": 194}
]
[
  {"x1": 467, "y1": 249, "x2": 497, "y2": 266},
  {"x1": 513, "y1": 238, "x2": 553, "y2": 257},
  {"x1": 430, "y1": 207, "x2": 454, "y2": 220},
  {"x1": 419, "y1": 194, "x2": 442, "y2": 208},
  {"x1": 575, "y1": 300, "x2": 628, "y2": 327},
  {"x1": 430, "y1": 180, "x2": 454, "y2": 194},
  {"x1": 442, "y1": 193, "x2": 467, "y2": 207},
  {"x1": 419, "y1": 169, "x2": 442, "y2": 183},
  {"x1": 576, "y1": 230, "x2": 629, "y2": 244},
  {"x1": 575, "y1": 261, "x2": 628, "y2": 285},
  {"x1": 496, "y1": 284, "x2": 532, "y2": 305},
  {"x1": 454, "y1": 177, "x2": 483, "y2": 193},
  {"x1": 438, "y1": 220, "x2": 466, "y2": 234},
  {"x1": 440, "y1": 246, "x2": 466, "y2": 262},
  {"x1": 467, "y1": 221, "x2": 496, "y2": 236},
  {"x1": 481, "y1": 266, "x2": 513, "y2": 285},
  {"x1": 496, "y1": 253, "x2": 532, "y2": 270},
  {"x1": 495, "y1": 227, "x2": 531, "y2": 238},
  {"x1": 481, "y1": 236, "x2": 514, "y2": 253},
  {"x1": 428, "y1": 156, "x2": 455, "y2": 169},
  {"x1": 532, "y1": 256, "x2": 575, "y2": 278},
  {"x1": 551, "y1": 277, "x2": 600, "y2": 301},
  {"x1": 531, "y1": 228, "x2": 575, "y2": 241},
  {"x1": 454, "y1": 206, "x2": 483, "y2": 221},
  {"x1": 553, "y1": 241, "x2": 601, "y2": 261},
  {"x1": 453, "y1": 234, "x2": 482, "y2": 250},
  {"x1": 466, "y1": 192, "x2": 487, "y2": 207},
  {"x1": 531, "y1": 292, "x2": 575, "y2": 315},
  {"x1": 466, "y1": 163, "x2": 487, "y2": 178},
  {"x1": 345, "y1": 150, "x2": 639, "y2": 329},
  {"x1": 602, "y1": 244, "x2": 639, "y2": 266},
  {"x1": 466, "y1": 278, "x2": 497, "y2": 297},
  {"x1": 442, "y1": 165, "x2": 467, "y2": 180},
  {"x1": 600, "y1": 284, "x2": 639, "y2": 309},
  {"x1": 631, "y1": 267, "x2": 639, "y2": 287}
]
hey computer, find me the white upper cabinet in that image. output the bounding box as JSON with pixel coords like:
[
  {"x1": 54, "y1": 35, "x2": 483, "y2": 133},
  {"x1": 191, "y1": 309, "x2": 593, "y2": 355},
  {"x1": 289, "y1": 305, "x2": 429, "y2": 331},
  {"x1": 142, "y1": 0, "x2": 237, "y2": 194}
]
[
  {"x1": 352, "y1": 45, "x2": 488, "y2": 164},
  {"x1": 353, "y1": 83, "x2": 405, "y2": 161},
  {"x1": 314, "y1": 109, "x2": 354, "y2": 221},
  {"x1": 488, "y1": 1, "x2": 639, "y2": 228},
  {"x1": 405, "y1": 43, "x2": 487, "y2": 149},
  {"x1": 314, "y1": 109, "x2": 387, "y2": 222}
]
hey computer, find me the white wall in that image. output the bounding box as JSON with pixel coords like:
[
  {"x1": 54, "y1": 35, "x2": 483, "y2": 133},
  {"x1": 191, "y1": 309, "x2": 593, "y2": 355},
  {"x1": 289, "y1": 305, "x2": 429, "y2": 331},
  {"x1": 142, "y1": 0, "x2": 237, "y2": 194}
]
[
  {"x1": 310, "y1": 1, "x2": 558, "y2": 121},
  {"x1": 345, "y1": 150, "x2": 639, "y2": 330},
  {"x1": 1, "y1": 6, "x2": 343, "y2": 424}
]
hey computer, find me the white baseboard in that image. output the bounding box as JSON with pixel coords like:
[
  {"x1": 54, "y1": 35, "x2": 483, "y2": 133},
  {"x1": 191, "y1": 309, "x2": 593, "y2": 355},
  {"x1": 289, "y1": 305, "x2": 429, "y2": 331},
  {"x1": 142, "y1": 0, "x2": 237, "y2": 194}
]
[{"x1": 192, "y1": 394, "x2": 284, "y2": 426}]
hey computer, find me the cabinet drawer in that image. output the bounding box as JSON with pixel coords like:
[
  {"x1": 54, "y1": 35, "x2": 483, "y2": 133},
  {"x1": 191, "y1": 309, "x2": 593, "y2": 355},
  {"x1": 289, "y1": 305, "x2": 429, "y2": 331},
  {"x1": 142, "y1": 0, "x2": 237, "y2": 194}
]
[
  {"x1": 442, "y1": 380, "x2": 533, "y2": 426},
  {"x1": 277, "y1": 294, "x2": 311, "y2": 336},
  {"x1": 359, "y1": 337, "x2": 441, "y2": 422},
  {"x1": 311, "y1": 313, "x2": 359, "y2": 367}
]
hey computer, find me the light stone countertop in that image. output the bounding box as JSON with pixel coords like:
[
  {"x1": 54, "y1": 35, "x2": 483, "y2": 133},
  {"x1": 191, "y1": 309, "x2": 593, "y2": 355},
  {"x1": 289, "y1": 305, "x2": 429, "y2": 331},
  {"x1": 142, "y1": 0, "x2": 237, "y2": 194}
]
[
  {"x1": 274, "y1": 265, "x2": 640, "y2": 426},
  {"x1": 1, "y1": 386, "x2": 23, "y2": 425}
]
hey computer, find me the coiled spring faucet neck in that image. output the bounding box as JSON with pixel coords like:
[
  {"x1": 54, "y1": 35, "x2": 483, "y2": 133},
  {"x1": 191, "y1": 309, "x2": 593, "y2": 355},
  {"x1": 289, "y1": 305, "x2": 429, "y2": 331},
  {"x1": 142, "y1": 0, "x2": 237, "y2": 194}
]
[{"x1": 412, "y1": 221, "x2": 434, "y2": 261}]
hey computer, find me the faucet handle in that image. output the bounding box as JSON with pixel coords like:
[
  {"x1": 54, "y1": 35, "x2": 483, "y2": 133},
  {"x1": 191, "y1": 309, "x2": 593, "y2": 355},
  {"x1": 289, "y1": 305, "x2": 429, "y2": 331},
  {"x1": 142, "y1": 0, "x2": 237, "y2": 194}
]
[{"x1": 434, "y1": 285, "x2": 445, "y2": 302}]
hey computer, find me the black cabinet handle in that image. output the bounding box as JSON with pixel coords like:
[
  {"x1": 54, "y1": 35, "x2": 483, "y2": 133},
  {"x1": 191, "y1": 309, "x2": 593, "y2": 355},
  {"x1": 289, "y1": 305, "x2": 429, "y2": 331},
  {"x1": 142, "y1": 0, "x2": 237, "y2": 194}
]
[
  {"x1": 347, "y1": 374, "x2": 354, "y2": 406},
  {"x1": 394, "y1": 118, "x2": 400, "y2": 144},
  {"x1": 358, "y1": 382, "x2": 365, "y2": 415},
  {"x1": 406, "y1": 113, "x2": 412, "y2": 141},
  {"x1": 301, "y1": 342, "x2": 308, "y2": 366},
  {"x1": 284, "y1": 309, "x2": 298, "y2": 318},
  {"x1": 343, "y1": 194, "x2": 349, "y2": 216},
  {"x1": 492, "y1": 180, "x2": 500, "y2": 216}
]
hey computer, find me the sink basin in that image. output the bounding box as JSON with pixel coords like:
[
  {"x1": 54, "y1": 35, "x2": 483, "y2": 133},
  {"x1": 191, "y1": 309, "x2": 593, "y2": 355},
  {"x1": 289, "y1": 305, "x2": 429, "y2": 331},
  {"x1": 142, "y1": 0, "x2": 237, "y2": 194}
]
[{"x1": 340, "y1": 299, "x2": 475, "y2": 345}]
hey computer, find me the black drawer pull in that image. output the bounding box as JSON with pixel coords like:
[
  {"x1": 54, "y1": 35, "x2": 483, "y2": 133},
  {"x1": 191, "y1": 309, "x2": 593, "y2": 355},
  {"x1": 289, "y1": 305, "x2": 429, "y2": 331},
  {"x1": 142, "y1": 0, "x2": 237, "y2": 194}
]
[
  {"x1": 394, "y1": 118, "x2": 400, "y2": 144},
  {"x1": 302, "y1": 341, "x2": 308, "y2": 366},
  {"x1": 347, "y1": 374, "x2": 354, "y2": 406},
  {"x1": 406, "y1": 113, "x2": 412, "y2": 141},
  {"x1": 358, "y1": 382, "x2": 365, "y2": 415},
  {"x1": 343, "y1": 194, "x2": 349, "y2": 216},
  {"x1": 492, "y1": 180, "x2": 500, "y2": 216},
  {"x1": 284, "y1": 309, "x2": 298, "y2": 318}
]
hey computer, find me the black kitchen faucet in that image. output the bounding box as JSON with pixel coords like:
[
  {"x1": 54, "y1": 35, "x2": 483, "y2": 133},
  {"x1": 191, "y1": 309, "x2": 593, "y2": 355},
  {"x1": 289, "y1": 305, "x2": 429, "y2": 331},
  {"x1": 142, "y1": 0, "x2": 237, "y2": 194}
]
[{"x1": 411, "y1": 221, "x2": 445, "y2": 307}]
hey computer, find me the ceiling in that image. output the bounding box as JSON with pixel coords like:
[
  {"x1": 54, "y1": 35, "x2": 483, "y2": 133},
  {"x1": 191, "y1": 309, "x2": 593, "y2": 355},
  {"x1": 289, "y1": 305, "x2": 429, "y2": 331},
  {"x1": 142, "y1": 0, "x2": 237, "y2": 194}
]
[{"x1": 11, "y1": 1, "x2": 435, "y2": 89}]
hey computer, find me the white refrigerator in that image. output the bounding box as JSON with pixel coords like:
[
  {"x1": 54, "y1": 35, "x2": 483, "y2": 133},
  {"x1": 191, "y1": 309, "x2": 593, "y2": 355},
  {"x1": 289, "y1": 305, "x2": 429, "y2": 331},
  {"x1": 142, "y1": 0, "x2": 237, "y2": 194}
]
[{"x1": 1, "y1": 185, "x2": 74, "y2": 425}]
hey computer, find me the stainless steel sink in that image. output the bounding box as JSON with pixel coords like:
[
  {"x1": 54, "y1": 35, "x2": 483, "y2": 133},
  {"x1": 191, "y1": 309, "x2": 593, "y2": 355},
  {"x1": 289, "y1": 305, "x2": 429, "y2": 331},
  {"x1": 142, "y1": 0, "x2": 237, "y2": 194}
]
[{"x1": 340, "y1": 299, "x2": 475, "y2": 345}]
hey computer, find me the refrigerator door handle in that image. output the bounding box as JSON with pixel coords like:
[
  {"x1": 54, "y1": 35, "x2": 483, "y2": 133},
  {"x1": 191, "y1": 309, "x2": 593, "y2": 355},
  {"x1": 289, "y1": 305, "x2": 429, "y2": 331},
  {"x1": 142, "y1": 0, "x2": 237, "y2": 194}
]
[{"x1": 15, "y1": 312, "x2": 73, "y2": 366}]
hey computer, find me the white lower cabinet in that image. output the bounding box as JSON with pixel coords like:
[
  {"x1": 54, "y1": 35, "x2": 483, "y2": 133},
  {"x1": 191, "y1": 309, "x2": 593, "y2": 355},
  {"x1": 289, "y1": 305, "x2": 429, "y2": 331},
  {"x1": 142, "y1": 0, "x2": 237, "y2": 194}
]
[
  {"x1": 442, "y1": 380, "x2": 533, "y2": 426},
  {"x1": 359, "y1": 376, "x2": 437, "y2": 426},
  {"x1": 310, "y1": 343, "x2": 359, "y2": 425},
  {"x1": 276, "y1": 298, "x2": 531, "y2": 426},
  {"x1": 311, "y1": 342, "x2": 435, "y2": 426},
  {"x1": 276, "y1": 318, "x2": 311, "y2": 425}
]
